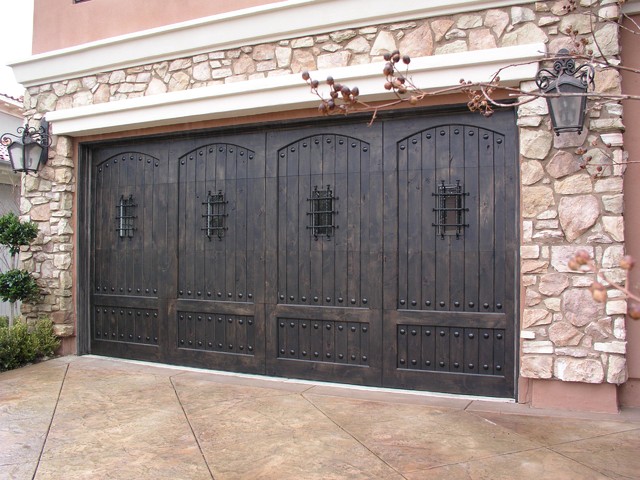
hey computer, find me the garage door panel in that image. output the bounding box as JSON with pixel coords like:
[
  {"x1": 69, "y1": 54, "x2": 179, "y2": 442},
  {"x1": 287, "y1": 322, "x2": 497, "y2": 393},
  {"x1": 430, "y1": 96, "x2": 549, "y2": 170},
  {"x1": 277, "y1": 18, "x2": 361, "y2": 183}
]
[{"x1": 89, "y1": 111, "x2": 517, "y2": 398}]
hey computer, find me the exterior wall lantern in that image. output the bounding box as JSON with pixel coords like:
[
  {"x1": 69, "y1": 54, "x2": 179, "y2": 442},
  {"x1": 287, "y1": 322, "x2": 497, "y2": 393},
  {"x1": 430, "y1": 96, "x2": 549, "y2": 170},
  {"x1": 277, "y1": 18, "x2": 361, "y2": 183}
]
[
  {"x1": 1, "y1": 120, "x2": 51, "y2": 174},
  {"x1": 535, "y1": 49, "x2": 595, "y2": 135}
]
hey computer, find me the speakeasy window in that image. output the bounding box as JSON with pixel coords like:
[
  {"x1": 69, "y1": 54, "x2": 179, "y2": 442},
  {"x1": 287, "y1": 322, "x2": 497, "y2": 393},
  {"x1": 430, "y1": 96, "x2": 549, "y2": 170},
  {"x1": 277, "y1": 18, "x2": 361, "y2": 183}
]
[
  {"x1": 202, "y1": 190, "x2": 228, "y2": 240},
  {"x1": 433, "y1": 180, "x2": 468, "y2": 239},
  {"x1": 307, "y1": 185, "x2": 337, "y2": 239},
  {"x1": 116, "y1": 194, "x2": 136, "y2": 239}
]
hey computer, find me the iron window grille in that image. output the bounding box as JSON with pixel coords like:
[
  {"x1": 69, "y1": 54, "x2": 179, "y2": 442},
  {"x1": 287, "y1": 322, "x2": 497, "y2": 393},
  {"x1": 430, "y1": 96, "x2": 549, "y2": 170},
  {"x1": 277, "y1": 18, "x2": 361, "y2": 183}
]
[
  {"x1": 307, "y1": 185, "x2": 338, "y2": 240},
  {"x1": 116, "y1": 194, "x2": 136, "y2": 239},
  {"x1": 432, "y1": 180, "x2": 469, "y2": 239},
  {"x1": 202, "y1": 190, "x2": 228, "y2": 240}
]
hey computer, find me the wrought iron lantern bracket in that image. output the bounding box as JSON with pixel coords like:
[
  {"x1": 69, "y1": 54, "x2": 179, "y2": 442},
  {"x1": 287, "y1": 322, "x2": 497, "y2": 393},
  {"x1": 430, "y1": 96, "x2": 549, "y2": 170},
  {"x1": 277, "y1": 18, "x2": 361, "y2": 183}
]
[
  {"x1": 535, "y1": 49, "x2": 595, "y2": 136},
  {"x1": 1, "y1": 120, "x2": 52, "y2": 174}
]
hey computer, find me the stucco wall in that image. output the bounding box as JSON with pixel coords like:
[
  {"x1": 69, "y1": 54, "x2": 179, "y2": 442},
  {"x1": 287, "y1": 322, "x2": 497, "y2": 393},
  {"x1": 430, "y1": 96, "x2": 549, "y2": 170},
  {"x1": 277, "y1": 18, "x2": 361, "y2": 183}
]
[
  {"x1": 32, "y1": 0, "x2": 282, "y2": 54},
  {"x1": 619, "y1": 12, "x2": 640, "y2": 407},
  {"x1": 21, "y1": 0, "x2": 630, "y2": 401}
]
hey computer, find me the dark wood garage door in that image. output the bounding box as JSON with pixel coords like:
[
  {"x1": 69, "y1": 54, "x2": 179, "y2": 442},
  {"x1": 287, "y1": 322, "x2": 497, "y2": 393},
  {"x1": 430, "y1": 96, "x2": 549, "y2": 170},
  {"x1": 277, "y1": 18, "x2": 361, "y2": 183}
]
[{"x1": 87, "y1": 109, "x2": 518, "y2": 398}]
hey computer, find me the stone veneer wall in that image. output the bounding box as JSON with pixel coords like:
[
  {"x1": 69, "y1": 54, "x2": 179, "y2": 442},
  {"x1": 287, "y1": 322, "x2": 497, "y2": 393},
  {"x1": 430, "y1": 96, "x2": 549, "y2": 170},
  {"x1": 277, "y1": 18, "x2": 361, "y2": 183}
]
[{"x1": 21, "y1": 1, "x2": 627, "y2": 386}]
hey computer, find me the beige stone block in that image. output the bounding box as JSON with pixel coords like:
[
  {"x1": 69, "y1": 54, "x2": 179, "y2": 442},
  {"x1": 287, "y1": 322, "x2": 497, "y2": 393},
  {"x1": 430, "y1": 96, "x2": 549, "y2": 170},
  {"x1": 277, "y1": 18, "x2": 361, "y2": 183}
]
[
  {"x1": 521, "y1": 161, "x2": 544, "y2": 185},
  {"x1": 521, "y1": 260, "x2": 548, "y2": 274},
  {"x1": 607, "y1": 355, "x2": 627, "y2": 384},
  {"x1": 520, "y1": 245, "x2": 540, "y2": 259},
  {"x1": 522, "y1": 275, "x2": 537, "y2": 287},
  {"x1": 345, "y1": 37, "x2": 370, "y2": 54},
  {"x1": 434, "y1": 41, "x2": 467, "y2": 55},
  {"x1": 431, "y1": 19, "x2": 454, "y2": 41},
  {"x1": 602, "y1": 216, "x2": 624, "y2": 241},
  {"x1": 526, "y1": 289, "x2": 542, "y2": 306},
  {"x1": 456, "y1": 15, "x2": 482, "y2": 29},
  {"x1": 594, "y1": 341, "x2": 626, "y2": 354},
  {"x1": 544, "y1": 298, "x2": 561, "y2": 311},
  {"x1": 589, "y1": 118, "x2": 625, "y2": 132},
  {"x1": 549, "y1": 321, "x2": 583, "y2": 346},
  {"x1": 520, "y1": 330, "x2": 536, "y2": 339},
  {"x1": 469, "y1": 29, "x2": 496, "y2": 50},
  {"x1": 555, "y1": 347, "x2": 594, "y2": 358},
  {"x1": 605, "y1": 300, "x2": 627, "y2": 316},
  {"x1": 554, "y1": 174, "x2": 593, "y2": 194},
  {"x1": 522, "y1": 186, "x2": 554, "y2": 218},
  {"x1": 485, "y1": 9, "x2": 509, "y2": 36},
  {"x1": 558, "y1": 195, "x2": 600, "y2": 242},
  {"x1": 562, "y1": 288, "x2": 605, "y2": 327},
  {"x1": 53, "y1": 324, "x2": 74, "y2": 337},
  {"x1": 317, "y1": 51, "x2": 351, "y2": 69},
  {"x1": 554, "y1": 357, "x2": 604, "y2": 383},
  {"x1": 520, "y1": 129, "x2": 553, "y2": 160},
  {"x1": 600, "y1": 132, "x2": 623, "y2": 147},
  {"x1": 594, "y1": 177, "x2": 623, "y2": 193},
  {"x1": 371, "y1": 31, "x2": 397, "y2": 55},
  {"x1": 590, "y1": 23, "x2": 619, "y2": 57},
  {"x1": 522, "y1": 308, "x2": 552, "y2": 328},
  {"x1": 502, "y1": 23, "x2": 548, "y2": 46},
  {"x1": 585, "y1": 317, "x2": 613, "y2": 342},
  {"x1": 523, "y1": 340, "x2": 554, "y2": 354},
  {"x1": 518, "y1": 97, "x2": 548, "y2": 117},
  {"x1": 511, "y1": 6, "x2": 535, "y2": 25},
  {"x1": 539, "y1": 16, "x2": 560, "y2": 26},
  {"x1": 330, "y1": 30, "x2": 357, "y2": 43},
  {"x1": 399, "y1": 25, "x2": 433, "y2": 56},
  {"x1": 520, "y1": 355, "x2": 553, "y2": 378},
  {"x1": 538, "y1": 273, "x2": 570, "y2": 296}
]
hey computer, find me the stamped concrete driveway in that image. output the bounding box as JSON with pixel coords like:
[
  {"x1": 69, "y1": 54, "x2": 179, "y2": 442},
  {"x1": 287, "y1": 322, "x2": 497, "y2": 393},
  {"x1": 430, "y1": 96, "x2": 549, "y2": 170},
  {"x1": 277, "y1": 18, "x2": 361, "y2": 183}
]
[{"x1": 2, "y1": 356, "x2": 640, "y2": 479}]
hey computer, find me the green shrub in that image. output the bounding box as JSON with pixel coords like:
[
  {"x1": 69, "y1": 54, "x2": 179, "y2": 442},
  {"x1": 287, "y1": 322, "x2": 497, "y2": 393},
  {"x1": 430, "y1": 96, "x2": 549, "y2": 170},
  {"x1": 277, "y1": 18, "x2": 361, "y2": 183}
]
[
  {"x1": 0, "y1": 213, "x2": 38, "y2": 257},
  {"x1": 0, "y1": 318, "x2": 59, "y2": 372},
  {"x1": 0, "y1": 269, "x2": 40, "y2": 304}
]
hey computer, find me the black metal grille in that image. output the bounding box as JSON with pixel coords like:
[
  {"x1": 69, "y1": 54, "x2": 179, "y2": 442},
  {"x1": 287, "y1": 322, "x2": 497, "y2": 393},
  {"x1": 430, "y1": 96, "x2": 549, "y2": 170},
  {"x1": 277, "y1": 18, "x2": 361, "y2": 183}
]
[
  {"x1": 116, "y1": 194, "x2": 136, "y2": 239},
  {"x1": 202, "y1": 190, "x2": 228, "y2": 240},
  {"x1": 433, "y1": 180, "x2": 468, "y2": 238},
  {"x1": 307, "y1": 185, "x2": 337, "y2": 239}
]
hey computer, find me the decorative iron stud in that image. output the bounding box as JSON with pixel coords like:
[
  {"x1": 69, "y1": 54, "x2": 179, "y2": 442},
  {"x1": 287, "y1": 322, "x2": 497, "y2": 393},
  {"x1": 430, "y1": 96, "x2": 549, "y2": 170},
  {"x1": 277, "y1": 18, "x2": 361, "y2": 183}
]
[{"x1": 202, "y1": 190, "x2": 228, "y2": 240}]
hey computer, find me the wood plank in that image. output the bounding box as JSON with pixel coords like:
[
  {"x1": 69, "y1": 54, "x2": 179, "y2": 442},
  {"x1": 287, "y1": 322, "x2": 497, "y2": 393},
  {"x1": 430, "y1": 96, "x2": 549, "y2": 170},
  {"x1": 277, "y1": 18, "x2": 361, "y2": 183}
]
[
  {"x1": 225, "y1": 145, "x2": 237, "y2": 300},
  {"x1": 478, "y1": 129, "x2": 495, "y2": 312},
  {"x1": 297, "y1": 139, "x2": 311, "y2": 306},
  {"x1": 434, "y1": 126, "x2": 451, "y2": 310},
  {"x1": 435, "y1": 326, "x2": 450, "y2": 371},
  {"x1": 322, "y1": 135, "x2": 336, "y2": 307},
  {"x1": 421, "y1": 128, "x2": 436, "y2": 311},
  {"x1": 407, "y1": 325, "x2": 421, "y2": 370},
  {"x1": 463, "y1": 126, "x2": 480, "y2": 312},
  {"x1": 421, "y1": 326, "x2": 435, "y2": 371},
  {"x1": 449, "y1": 125, "x2": 465, "y2": 312}
]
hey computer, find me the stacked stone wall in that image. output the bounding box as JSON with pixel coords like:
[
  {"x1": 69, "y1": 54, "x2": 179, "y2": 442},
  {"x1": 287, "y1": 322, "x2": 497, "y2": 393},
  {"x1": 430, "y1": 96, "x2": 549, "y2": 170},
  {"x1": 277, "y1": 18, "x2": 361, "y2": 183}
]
[{"x1": 21, "y1": 0, "x2": 627, "y2": 384}]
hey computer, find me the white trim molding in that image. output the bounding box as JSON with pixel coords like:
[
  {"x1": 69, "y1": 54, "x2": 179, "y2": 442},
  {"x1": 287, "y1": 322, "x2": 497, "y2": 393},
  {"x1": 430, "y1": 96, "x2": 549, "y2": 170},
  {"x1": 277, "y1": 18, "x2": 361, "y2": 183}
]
[
  {"x1": 622, "y1": 0, "x2": 640, "y2": 15},
  {"x1": 13, "y1": 0, "x2": 534, "y2": 88},
  {"x1": 46, "y1": 44, "x2": 546, "y2": 137}
]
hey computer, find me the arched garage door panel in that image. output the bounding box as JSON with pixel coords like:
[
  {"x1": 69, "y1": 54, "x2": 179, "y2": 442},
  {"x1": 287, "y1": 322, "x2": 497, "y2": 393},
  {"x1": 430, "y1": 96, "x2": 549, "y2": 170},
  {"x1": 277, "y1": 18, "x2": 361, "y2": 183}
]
[{"x1": 88, "y1": 110, "x2": 518, "y2": 398}]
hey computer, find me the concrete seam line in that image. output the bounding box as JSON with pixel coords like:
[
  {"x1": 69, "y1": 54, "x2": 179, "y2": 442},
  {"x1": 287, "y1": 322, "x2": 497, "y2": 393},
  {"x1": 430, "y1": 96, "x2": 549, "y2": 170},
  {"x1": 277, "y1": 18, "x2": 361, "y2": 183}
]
[
  {"x1": 169, "y1": 376, "x2": 216, "y2": 480},
  {"x1": 32, "y1": 363, "x2": 70, "y2": 480}
]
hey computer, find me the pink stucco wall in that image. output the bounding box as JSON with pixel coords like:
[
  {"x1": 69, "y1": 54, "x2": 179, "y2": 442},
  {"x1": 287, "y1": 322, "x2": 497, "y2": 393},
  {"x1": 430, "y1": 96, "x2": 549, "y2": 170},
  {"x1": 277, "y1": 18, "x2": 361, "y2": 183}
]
[
  {"x1": 32, "y1": 0, "x2": 281, "y2": 54},
  {"x1": 619, "y1": 13, "x2": 640, "y2": 407}
]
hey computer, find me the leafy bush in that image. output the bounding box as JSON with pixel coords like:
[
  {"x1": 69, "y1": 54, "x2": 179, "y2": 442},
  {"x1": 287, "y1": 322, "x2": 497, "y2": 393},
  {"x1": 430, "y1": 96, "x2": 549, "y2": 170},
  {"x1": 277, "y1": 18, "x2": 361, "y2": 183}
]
[
  {"x1": 0, "y1": 318, "x2": 59, "y2": 372},
  {"x1": 0, "y1": 269, "x2": 40, "y2": 304},
  {"x1": 0, "y1": 213, "x2": 38, "y2": 257}
]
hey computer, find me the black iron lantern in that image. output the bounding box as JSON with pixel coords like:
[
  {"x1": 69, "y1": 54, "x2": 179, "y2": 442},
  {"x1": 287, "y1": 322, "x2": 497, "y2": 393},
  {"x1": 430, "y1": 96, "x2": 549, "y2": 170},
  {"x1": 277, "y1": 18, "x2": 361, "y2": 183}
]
[
  {"x1": 535, "y1": 49, "x2": 595, "y2": 135},
  {"x1": 1, "y1": 120, "x2": 51, "y2": 174}
]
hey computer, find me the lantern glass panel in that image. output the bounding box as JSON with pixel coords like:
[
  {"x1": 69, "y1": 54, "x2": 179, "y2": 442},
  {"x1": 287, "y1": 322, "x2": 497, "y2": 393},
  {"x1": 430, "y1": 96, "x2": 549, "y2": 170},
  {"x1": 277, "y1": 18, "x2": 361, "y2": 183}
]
[
  {"x1": 546, "y1": 82, "x2": 586, "y2": 133},
  {"x1": 7, "y1": 141, "x2": 25, "y2": 172},
  {"x1": 24, "y1": 143, "x2": 43, "y2": 172}
]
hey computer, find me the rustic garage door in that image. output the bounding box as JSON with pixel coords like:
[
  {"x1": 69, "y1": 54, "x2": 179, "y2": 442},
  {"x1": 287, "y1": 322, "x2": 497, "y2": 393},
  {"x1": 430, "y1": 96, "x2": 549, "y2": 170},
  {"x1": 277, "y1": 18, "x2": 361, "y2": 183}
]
[{"x1": 87, "y1": 109, "x2": 518, "y2": 397}]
